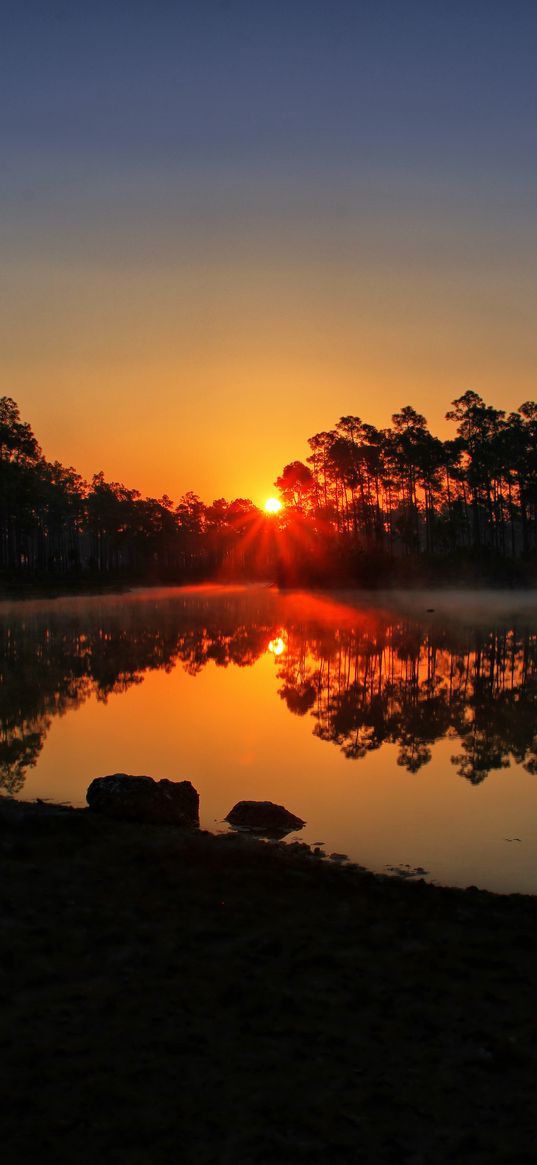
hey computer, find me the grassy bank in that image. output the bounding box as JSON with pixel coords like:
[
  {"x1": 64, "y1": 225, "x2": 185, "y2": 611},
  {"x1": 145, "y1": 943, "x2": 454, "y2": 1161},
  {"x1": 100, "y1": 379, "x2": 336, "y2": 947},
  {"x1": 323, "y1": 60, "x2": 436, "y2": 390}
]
[{"x1": 2, "y1": 799, "x2": 537, "y2": 1163}]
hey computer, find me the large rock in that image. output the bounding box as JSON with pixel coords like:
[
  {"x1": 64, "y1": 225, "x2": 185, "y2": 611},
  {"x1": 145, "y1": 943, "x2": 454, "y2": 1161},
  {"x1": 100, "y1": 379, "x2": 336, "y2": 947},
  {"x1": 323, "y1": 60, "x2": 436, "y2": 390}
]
[
  {"x1": 86, "y1": 774, "x2": 199, "y2": 828},
  {"x1": 225, "y1": 800, "x2": 305, "y2": 837}
]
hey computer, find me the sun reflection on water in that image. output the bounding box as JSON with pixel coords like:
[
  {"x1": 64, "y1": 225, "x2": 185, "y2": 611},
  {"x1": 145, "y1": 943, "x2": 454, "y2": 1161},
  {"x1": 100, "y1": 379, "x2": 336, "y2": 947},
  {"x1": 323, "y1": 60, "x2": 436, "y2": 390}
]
[{"x1": 268, "y1": 636, "x2": 286, "y2": 656}]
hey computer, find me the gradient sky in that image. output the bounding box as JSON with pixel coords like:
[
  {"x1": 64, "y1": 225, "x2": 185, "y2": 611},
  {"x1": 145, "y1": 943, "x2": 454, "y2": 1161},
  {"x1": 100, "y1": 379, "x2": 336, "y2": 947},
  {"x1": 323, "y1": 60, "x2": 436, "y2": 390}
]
[{"x1": 2, "y1": 0, "x2": 537, "y2": 506}]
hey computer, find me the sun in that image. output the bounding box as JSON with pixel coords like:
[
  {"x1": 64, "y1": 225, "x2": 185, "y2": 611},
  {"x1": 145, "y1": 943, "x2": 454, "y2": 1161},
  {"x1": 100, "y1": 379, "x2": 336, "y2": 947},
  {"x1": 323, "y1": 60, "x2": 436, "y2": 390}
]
[{"x1": 264, "y1": 497, "x2": 282, "y2": 514}]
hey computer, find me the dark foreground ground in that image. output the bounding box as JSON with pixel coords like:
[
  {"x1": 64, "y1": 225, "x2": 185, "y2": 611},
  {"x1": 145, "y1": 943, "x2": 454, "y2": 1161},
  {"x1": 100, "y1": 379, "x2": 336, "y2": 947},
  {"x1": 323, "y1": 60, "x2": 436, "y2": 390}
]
[{"x1": 2, "y1": 800, "x2": 537, "y2": 1165}]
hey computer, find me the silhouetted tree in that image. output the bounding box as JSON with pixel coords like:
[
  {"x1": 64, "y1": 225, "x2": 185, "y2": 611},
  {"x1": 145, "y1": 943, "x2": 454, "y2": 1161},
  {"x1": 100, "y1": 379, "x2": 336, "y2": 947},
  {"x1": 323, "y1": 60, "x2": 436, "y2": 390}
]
[{"x1": 3, "y1": 392, "x2": 537, "y2": 588}]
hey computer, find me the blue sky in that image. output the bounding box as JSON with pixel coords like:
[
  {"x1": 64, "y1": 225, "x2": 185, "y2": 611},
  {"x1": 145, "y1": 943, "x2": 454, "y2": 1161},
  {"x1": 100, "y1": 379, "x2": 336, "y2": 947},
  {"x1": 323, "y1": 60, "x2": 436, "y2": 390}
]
[{"x1": 2, "y1": 1, "x2": 537, "y2": 502}]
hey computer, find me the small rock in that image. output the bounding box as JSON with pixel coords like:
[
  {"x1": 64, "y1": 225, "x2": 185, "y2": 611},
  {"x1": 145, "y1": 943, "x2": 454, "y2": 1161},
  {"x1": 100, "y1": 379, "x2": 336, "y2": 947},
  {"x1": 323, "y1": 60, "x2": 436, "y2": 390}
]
[
  {"x1": 225, "y1": 800, "x2": 305, "y2": 837},
  {"x1": 86, "y1": 774, "x2": 199, "y2": 827}
]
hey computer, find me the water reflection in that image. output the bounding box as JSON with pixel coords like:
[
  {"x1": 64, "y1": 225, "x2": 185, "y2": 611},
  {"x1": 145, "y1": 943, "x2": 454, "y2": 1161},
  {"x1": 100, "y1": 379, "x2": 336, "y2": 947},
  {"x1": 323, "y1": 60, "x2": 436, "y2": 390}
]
[
  {"x1": 2, "y1": 587, "x2": 537, "y2": 796},
  {"x1": 268, "y1": 636, "x2": 286, "y2": 657},
  {"x1": 276, "y1": 618, "x2": 537, "y2": 783}
]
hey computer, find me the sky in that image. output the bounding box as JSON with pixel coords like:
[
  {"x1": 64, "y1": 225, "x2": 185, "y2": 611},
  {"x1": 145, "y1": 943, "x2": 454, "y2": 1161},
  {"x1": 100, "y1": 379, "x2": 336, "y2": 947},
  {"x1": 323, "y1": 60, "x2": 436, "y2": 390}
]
[{"x1": 2, "y1": 0, "x2": 537, "y2": 507}]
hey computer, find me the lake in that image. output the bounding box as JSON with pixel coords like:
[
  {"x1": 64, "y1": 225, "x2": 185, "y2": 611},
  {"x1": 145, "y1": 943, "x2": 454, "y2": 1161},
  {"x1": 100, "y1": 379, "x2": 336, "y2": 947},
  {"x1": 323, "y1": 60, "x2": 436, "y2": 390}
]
[{"x1": 2, "y1": 583, "x2": 537, "y2": 894}]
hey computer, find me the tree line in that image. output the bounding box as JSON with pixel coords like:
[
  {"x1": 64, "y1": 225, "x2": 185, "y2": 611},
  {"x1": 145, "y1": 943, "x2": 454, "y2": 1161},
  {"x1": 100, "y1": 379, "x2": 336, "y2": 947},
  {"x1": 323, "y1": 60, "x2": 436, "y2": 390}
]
[
  {"x1": 275, "y1": 393, "x2": 537, "y2": 583},
  {"x1": 0, "y1": 397, "x2": 268, "y2": 582},
  {"x1": 1, "y1": 391, "x2": 537, "y2": 586}
]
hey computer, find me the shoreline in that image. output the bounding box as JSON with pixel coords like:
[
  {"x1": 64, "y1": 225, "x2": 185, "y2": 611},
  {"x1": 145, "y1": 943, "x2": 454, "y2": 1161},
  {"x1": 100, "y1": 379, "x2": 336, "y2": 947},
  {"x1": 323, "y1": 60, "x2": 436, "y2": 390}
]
[
  {"x1": 3, "y1": 794, "x2": 537, "y2": 901},
  {"x1": 3, "y1": 796, "x2": 537, "y2": 1161}
]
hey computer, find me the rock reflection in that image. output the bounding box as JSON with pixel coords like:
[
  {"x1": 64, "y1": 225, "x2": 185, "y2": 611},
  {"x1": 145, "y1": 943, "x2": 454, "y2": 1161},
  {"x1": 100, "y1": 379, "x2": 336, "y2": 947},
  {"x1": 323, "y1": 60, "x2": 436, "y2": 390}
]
[{"x1": 2, "y1": 589, "x2": 537, "y2": 793}]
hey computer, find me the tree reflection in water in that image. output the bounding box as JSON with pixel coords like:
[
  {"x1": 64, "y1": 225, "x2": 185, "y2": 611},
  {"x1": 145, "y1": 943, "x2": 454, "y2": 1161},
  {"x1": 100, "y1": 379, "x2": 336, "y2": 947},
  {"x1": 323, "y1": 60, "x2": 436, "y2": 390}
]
[
  {"x1": 2, "y1": 589, "x2": 537, "y2": 795},
  {"x1": 280, "y1": 623, "x2": 537, "y2": 782}
]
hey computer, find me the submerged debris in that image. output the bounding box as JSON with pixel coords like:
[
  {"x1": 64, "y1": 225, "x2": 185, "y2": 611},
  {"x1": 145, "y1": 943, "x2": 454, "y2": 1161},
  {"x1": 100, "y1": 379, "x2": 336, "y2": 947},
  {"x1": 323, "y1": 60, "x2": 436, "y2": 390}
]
[{"x1": 386, "y1": 863, "x2": 429, "y2": 879}]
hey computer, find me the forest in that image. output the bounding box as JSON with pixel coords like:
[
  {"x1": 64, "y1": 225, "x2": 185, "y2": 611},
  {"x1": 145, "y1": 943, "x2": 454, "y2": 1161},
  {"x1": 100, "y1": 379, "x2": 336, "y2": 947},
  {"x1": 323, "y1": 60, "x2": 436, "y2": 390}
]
[{"x1": 1, "y1": 392, "x2": 537, "y2": 586}]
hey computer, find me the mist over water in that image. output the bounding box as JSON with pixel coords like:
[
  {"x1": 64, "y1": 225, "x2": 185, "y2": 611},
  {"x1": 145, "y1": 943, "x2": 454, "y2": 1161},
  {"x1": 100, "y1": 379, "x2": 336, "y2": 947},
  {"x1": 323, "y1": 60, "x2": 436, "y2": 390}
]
[{"x1": 2, "y1": 584, "x2": 537, "y2": 893}]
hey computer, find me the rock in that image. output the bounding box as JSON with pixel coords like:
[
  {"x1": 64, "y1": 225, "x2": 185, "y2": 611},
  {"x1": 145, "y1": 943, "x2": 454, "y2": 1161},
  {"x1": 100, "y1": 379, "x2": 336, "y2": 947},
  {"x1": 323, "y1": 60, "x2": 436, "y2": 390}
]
[
  {"x1": 86, "y1": 774, "x2": 199, "y2": 827},
  {"x1": 225, "y1": 800, "x2": 305, "y2": 837}
]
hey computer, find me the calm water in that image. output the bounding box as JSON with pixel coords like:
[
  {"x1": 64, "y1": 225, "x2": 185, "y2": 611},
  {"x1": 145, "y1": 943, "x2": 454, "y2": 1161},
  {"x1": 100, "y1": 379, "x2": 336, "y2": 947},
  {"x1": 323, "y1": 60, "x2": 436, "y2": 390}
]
[{"x1": 3, "y1": 584, "x2": 537, "y2": 894}]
